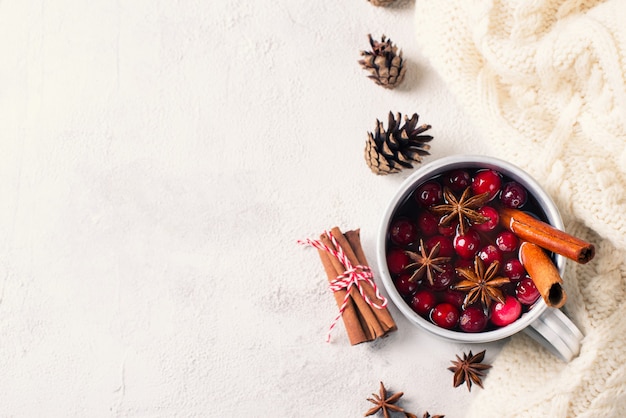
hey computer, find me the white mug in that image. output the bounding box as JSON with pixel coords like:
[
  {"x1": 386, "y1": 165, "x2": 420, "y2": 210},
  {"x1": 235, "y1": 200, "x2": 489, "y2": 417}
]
[{"x1": 376, "y1": 155, "x2": 583, "y2": 362}]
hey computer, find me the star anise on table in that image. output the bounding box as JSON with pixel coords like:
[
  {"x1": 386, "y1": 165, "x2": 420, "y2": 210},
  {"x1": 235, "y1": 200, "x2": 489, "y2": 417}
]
[
  {"x1": 453, "y1": 256, "x2": 510, "y2": 309},
  {"x1": 430, "y1": 187, "x2": 490, "y2": 235},
  {"x1": 365, "y1": 381, "x2": 415, "y2": 418},
  {"x1": 448, "y1": 349, "x2": 492, "y2": 391},
  {"x1": 422, "y1": 413, "x2": 445, "y2": 418},
  {"x1": 404, "y1": 240, "x2": 451, "y2": 285}
]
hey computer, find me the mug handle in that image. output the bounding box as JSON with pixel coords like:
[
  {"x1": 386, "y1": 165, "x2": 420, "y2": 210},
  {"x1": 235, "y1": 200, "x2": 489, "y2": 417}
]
[{"x1": 523, "y1": 308, "x2": 584, "y2": 362}]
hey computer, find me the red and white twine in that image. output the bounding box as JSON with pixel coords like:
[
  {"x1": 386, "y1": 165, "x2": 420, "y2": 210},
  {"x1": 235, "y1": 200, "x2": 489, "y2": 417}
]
[{"x1": 298, "y1": 231, "x2": 388, "y2": 342}]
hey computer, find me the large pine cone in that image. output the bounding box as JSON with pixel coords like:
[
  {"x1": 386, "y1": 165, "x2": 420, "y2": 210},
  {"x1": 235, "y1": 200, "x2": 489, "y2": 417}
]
[
  {"x1": 367, "y1": 0, "x2": 396, "y2": 6},
  {"x1": 358, "y1": 34, "x2": 406, "y2": 89},
  {"x1": 365, "y1": 112, "x2": 433, "y2": 175}
]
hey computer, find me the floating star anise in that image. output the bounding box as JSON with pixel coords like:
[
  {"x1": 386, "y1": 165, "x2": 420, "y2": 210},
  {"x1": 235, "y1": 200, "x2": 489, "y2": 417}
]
[
  {"x1": 431, "y1": 187, "x2": 490, "y2": 235},
  {"x1": 364, "y1": 381, "x2": 411, "y2": 418},
  {"x1": 404, "y1": 240, "x2": 451, "y2": 285},
  {"x1": 447, "y1": 349, "x2": 492, "y2": 392},
  {"x1": 453, "y1": 256, "x2": 510, "y2": 309}
]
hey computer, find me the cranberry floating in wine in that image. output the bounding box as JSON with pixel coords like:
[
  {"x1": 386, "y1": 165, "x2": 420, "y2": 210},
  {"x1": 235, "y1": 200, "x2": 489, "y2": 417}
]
[
  {"x1": 431, "y1": 302, "x2": 459, "y2": 329},
  {"x1": 389, "y1": 217, "x2": 418, "y2": 246},
  {"x1": 471, "y1": 169, "x2": 502, "y2": 201},
  {"x1": 500, "y1": 181, "x2": 528, "y2": 208},
  {"x1": 415, "y1": 181, "x2": 443, "y2": 206},
  {"x1": 410, "y1": 289, "x2": 437, "y2": 316}
]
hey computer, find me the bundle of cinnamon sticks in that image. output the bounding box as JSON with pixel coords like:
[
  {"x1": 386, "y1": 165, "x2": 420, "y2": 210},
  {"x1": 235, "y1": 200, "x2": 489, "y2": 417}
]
[
  {"x1": 315, "y1": 227, "x2": 397, "y2": 345},
  {"x1": 500, "y1": 208, "x2": 595, "y2": 308}
]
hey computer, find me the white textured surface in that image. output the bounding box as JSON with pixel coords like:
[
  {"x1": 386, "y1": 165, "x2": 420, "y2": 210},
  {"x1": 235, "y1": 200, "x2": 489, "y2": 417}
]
[{"x1": 0, "y1": 1, "x2": 498, "y2": 416}]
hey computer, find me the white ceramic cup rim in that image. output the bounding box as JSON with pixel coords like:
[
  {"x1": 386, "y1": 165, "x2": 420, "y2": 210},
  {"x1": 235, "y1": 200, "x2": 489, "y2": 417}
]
[{"x1": 377, "y1": 155, "x2": 566, "y2": 343}]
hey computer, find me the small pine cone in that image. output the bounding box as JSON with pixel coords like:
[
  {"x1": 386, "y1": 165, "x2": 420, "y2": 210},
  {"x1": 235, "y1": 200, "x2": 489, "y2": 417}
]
[
  {"x1": 367, "y1": 0, "x2": 396, "y2": 6},
  {"x1": 359, "y1": 34, "x2": 406, "y2": 89},
  {"x1": 365, "y1": 112, "x2": 433, "y2": 175}
]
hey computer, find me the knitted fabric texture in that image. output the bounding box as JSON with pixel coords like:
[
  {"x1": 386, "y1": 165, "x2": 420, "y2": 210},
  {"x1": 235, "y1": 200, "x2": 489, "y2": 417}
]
[{"x1": 414, "y1": 1, "x2": 626, "y2": 417}]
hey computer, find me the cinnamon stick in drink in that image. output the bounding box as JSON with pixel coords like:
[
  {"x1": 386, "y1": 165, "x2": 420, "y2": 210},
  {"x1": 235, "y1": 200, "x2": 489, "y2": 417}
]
[
  {"x1": 519, "y1": 242, "x2": 567, "y2": 308},
  {"x1": 500, "y1": 207, "x2": 595, "y2": 264}
]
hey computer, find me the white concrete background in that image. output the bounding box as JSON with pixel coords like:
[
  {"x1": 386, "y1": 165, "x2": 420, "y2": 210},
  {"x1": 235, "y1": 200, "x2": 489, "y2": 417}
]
[{"x1": 0, "y1": 1, "x2": 503, "y2": 416}]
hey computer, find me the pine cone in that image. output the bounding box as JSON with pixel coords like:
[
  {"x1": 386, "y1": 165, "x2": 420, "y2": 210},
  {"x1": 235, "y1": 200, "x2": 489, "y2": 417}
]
[
  {"x1": 367, "y1": 0, "x2": 396, "y2": 6},
  {"x1": 365, "y1": 112, "x2": 433, "y2": 175},
  {"x1": 359, "y1": 34, "x2": 406, "y2": 89}
]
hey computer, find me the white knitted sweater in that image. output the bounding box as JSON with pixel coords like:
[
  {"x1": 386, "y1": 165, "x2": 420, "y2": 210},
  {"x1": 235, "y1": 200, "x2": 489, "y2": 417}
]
[{"x1": 414, "y1": 1, "x2": 626, "y2": 416}]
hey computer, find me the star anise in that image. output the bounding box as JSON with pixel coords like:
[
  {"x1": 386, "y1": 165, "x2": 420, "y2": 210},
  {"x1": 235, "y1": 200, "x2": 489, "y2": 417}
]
[
  {"x1": 430, "y1": 187, "x2": 490, "y2": 235},
  {"x1": 423, "y1": 413, "x2": 445, "y2": 418},
  {"x1": 404, "y1": 240, "x2": 451, "y2": 285},
  {"x1": 447, "y1": 349, "x2": 492, "y2": 391},
  {"x1": 364, "y1": 382, "x2": 414, "y2": 418},
  {"x1": 453, "y1": 256, "x2": 510, "y2": 309}
]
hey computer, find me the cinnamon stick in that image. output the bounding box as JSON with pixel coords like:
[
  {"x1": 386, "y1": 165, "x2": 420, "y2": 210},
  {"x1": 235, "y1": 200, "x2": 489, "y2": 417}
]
[
  {"x1": 344, "y1": 229, "x2": 397, "y2": 334},
  {"x1": 306, "y1": 226, "x2": 397, "y2": 345},
  {"x1": 316, "y1": 248, "x2": 369, "y2": 345},
  {"x1": 519, "y1": 242, "x2": 567, "y2": 308},
  {"x1": 320, "y1": 232, "x2": 384, "y2": 340},
  {"x1": 500, "y1": 207, "x2": 595, "y2": 264}
]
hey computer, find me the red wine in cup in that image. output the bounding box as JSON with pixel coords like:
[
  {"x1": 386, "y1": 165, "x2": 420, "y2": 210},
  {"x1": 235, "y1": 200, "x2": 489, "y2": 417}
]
[{"x1": 386, "y1": 167, "x2": 552, "y2": 332}]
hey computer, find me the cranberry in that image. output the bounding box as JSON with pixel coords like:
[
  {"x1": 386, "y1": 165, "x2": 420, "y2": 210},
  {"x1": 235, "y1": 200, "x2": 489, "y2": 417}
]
[
  {"x1": 389, "y1": 217, "x2": 418, "y2": 246},
  {"x1": 386, "y1": 248, "x2": 410, "y2": 275},
  {"x1": 438, "y1": 221, "x2": 458, "y2": 237},
  {"x1": 431, "y1": 302, "x2": 459, "y2": 329},
  {"x1": 394, "y1": 273, "x2": 418, "y2": 296},
  {"x1": 416, "y1": 210, "x2": 439, "y2": 236},
  {"x1": 495, "y1": 231, "x2": 519, "y2": 253},
  {"x1": 415, "y1": 181, "x2": 443, "y2": 206},
  {"x1": 441, "y1": 289, "x2": 465, "y2": 308},
  {"x1": 445, "y1": 169, "x2": 471, "y2": 192},
  {"x1": 490, "y1": 295, "x2": 522, "y2": 327},
  {"x1": 503, "y1": 258, "x2": 526, "y2": 282},
  {"x1": 453, "y1": 229, "x2": 481, "y2": 259},
  {"x1": 500, "y1": 181, "x2": 528, "y2": 209},
  {"x1": 427, "y1": 263, "x2": 455, "y2": 291},
  {"x1": 425, "y1": 235, "x2": 454, "y2": 258},
  {"x1": 471, "y1": 169, "x2": 502, "y2": 201},
  {"x1": 474, "y1": 206, "x2": 499, "y2": 232},
  {"x1": 478, "y1": 244, "x2": 503, "y2": 266},
  {"x1": 459, "y1": 305, "x2": 488, "y2": 333},
  {"x1": 516, "y1": 277, "x2": 541, "y2": 305},
  {"x1": 410, "y1": 289, "x2": 437, "y2": 316}
]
